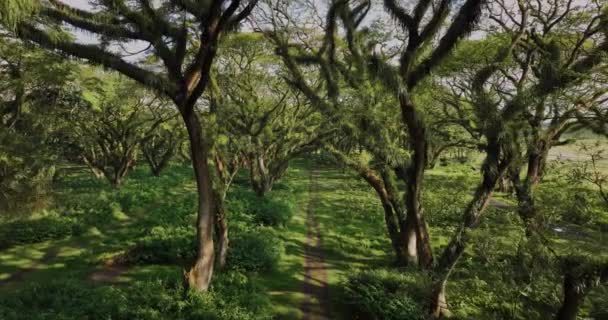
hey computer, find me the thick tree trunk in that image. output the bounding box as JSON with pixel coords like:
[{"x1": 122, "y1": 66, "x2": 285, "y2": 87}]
[
  {"x1": 182, "y1": 111, "x2": 215, "y2": 292},
  {"x1": 250, "y1": 155, "x2": 272, "y2": 197},
  {"x1": 430, "y1": 187, "x2": 494, "y2": 317},
  {"x1": 108, "y1": 155, "x2": 135, "y2": 188},
  {"x1": 399, "y1": 93, "x2": 433, "y2": 269},
  {"x1": 496, "y1": 175, "x2": 512, "y2": 193},
  {"x1": 403, "y1": 215, "x2": 419, "y2": 265},
  {"x1": 555, "y1": 273, "x2": 585, "y2": 320},
  {"x1": 380, "y1": 202, "x2": 407, "y2": 265}
]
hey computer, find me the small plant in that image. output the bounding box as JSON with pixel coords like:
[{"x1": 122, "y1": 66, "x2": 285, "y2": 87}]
[
  {"x1": 0, "y1": 214, "x2": 82, "y2": 249},
  {"x1": 251, "y1": 196, "x2": 295, "y2": 227},
  {"x1": 0, "y1": 277, "x2": 272, "y2": 320},
  {"x1": 123, "y1": 226, "x2": 196, "y2": 265},
  {"x1": 227, "y1": 229, "x2": 284, "y2": 272},
  {"x1": 341, "y1": 269, "x2": 425, "y2": 320}
]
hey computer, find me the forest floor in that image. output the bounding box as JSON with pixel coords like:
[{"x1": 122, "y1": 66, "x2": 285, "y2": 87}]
[{"x1": 0, "y1": 159, "x2": 606, "y2": 319}]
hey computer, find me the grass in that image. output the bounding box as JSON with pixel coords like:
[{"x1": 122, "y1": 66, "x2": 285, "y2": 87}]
[
  {"x1": 0, "y1": 157, "x2": 607, "y2": 319},
  {"x1": 0, "y1": 162, "x2": 313, "y2": 318}
]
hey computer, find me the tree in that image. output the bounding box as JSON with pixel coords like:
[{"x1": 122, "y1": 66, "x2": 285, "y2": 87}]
[
  {"x1": 142, "y1": 120, "x2": 184, "y2": 177},
  {"x1": 431, "y1": 1, "x2": 608, "y2": 316},
  {"x1": 213, "y1": 33, "x2": 325, "y2": 197},
  {"x1": 61, "y1": 71, "x2": 176, "y2": 187},
  {"x1": 3, "y1": 0, "x2": 259, "y2": 291},
  {"x1": 262, "y1": 0, "x2": 486, "y2": 271},
  {"x1": 0, "y1": 36, "x2": 74, "y2": 214}
]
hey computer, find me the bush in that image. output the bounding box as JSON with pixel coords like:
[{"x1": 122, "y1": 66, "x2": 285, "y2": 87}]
[
  {"x1": 251, "y1": 196, "x2": 295, "y2": 227},
  {"x1": 0, "y1": 215, "x2": 82, "y2": 249},
  {"x1": 0, "y1": 131, "x2": 56, "y2": 214},
  {"x1": 341, "y1": 269, "x2": 425, "y2": 320},
  {"x1": 124, "y1": 225, "x2": 284, "y2": 272},
  {"x1": 0, "y1": 277, "x2": 272, "y2": 320},
  {"x1": 227, "y1": 229, "x2": 284, "y2": 272},
  {"x1": 123, "y1": 226, "x2": 196, "y2": 265},
  {"x1": 226, "y1": 186, "x2": 295, "y2": 227}
]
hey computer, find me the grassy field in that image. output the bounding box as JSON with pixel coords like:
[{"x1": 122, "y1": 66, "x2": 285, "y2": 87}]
[{"x1": 0, "y1": 157, "x2": 606, "y2": 319}]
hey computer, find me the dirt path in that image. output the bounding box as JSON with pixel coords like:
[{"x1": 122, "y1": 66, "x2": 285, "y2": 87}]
[
  {"x1": 300, "y1": 170, "x2": 331, "y2": 320},
  {"x1": 88, "y1": 260, "x2": 130, "y2": 284}
]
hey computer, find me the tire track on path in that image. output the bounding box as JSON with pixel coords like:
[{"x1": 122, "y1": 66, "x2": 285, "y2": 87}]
[{"x1": 300, "y1": 170, "x2": 331, "y2": 320}]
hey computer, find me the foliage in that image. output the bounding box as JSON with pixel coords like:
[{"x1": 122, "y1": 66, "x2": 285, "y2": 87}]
[
  {"x1": 251, "y1": 193, "x2": 296, "y2": 227},
  {"x1": 226, "y1": 181, "x2": 296, "y2": 227},
  {"x1": 213, "y1": 34, "x2": 325, "y2": 196},
  {"x1": 227, "y1": 229, "x2": 284, "y2": 272},
  {"x1": 123, "y1": 226, "x2": 196, "y2": 265},
  {"x1": 0, "y1": 277, "x2": 272, "y2": 320},
  {"x1": 0, "y1": 0, "x2": 38, "y2": 31},
  {"x1": 58, "y1": 70, "x2": 176, "y2": 187},
  {"x1": 0, "y1": 214, "x2": 82, "y2": 249},
  {"x1": 0, "y1": 39, "x2": 75, "y2": 214},
  {"x1": 341, "y1": 269, "x2": 425, "y2": 320},
  {"x1": 0, "y1": 131, "x2": 56, "y2": 214}
]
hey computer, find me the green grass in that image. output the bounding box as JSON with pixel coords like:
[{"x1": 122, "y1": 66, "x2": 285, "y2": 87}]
[
  {"x1": 0, "y1": 158, "x2": 607, "y2": 319},
  {"x1": 257, "y1": 160, "x2": 309, "y2": 319}
]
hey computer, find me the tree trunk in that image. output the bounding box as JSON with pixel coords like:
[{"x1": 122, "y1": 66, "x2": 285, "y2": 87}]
[
  {"x1": 110, "y1": 175, "x2": 122, "y2": 188},
  {"x1": 213, "y1": 190, "x2": 229, "y2": 269},
  {"x1": 513, "y1": 142, "x2": 550, "y2": 235},
  {"x1": 526, "y1": 142, "x2": 548, "y2": 186},
  {"x1": 430, "y1": 144, "x2": 509, "y2": 318},
  {"x1": 399, "y1": 93, "x2": 433, "y2": 269},
  {"x1": 91, "y1": 167, "x2": 105, "y2": 179},
  {"x1": 250, "y1": 155, "x2": 272, "y2": 197},
  {"x1": 182, "y1": 111, "x2": 215, "y2": 292},
  {"x1": 555, "y1": 273, "x2": 585, "y2": 320},
  {"x1": 496, "y1": 175, "x2": 511, "y2": 193},
  {"x1": 403, "y1": 215, "x2": 419, "y2": 265},
  {"x1": 82, "y1": 156, "x2": 105, "y2": 179},
  {"x1": 380, "y1": 202, "x2": 408, "y2": 265},
  {"x1": 430, "y1": 279, "x2": 449, "y2": 318},
  {"x1": 430, "y1": 188, "x2": 494, "y2": 318}
]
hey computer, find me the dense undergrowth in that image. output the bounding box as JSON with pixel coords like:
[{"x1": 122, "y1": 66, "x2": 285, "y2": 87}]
[
  {"x1": 0, "y1": 164, "x2": 296, "y2": 319},
  {"x1": 0, "y1": 160, "x2": 606, "y2": 319},
  {"x1": 315, "y1": 162, "x2": 607, "y2": 320}
]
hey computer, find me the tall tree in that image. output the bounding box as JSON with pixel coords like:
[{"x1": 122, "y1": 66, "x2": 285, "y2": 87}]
[
  {"x1": 213, "y1": 33, "x2": 325, "y2": 197},
  {"x1": 2, "y1": 0, "x2": 259, "y2": 291},
  {"x1": 61, "y1": 71, "x2": 176, "y2": 187},
  {"x1": 0, "y1": 36, "x2": 74, "y2": 214},
  {"x1": 431, "y1": 1, "x2": 608, "y2": 316},
  {"x1": 261, "y1": 0, "x2": 486, "y2": 270}
]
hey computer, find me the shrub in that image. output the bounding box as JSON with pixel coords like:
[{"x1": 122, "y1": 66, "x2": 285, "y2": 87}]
[
  {"x1": 0, "y1": 131, "x2": 56, "y2": 214},
  {"x1": 0, "y1": 215, "x2": 82, "y2": 249},
  {"x1": 123, "y1": 226, "x2": 195, "y2": 265},
  {"x1": 341, "y1": 269, "x2": 425, "y2": 320},
  {"x1": 227, "y1": 229, "x2": 284, "y2": 272},
  {"x1": 226, "y1": 186, "x2": 295, "y2": 227},
  {"x1": 0, "y1": 277, "x2": 272, "y2": 320},
  {"x1": 251, "y1": 196, "x2": 295, "y2": 227},
  {"x1": 0, "y1": 279, "x2": 124, "y2": 320}
]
